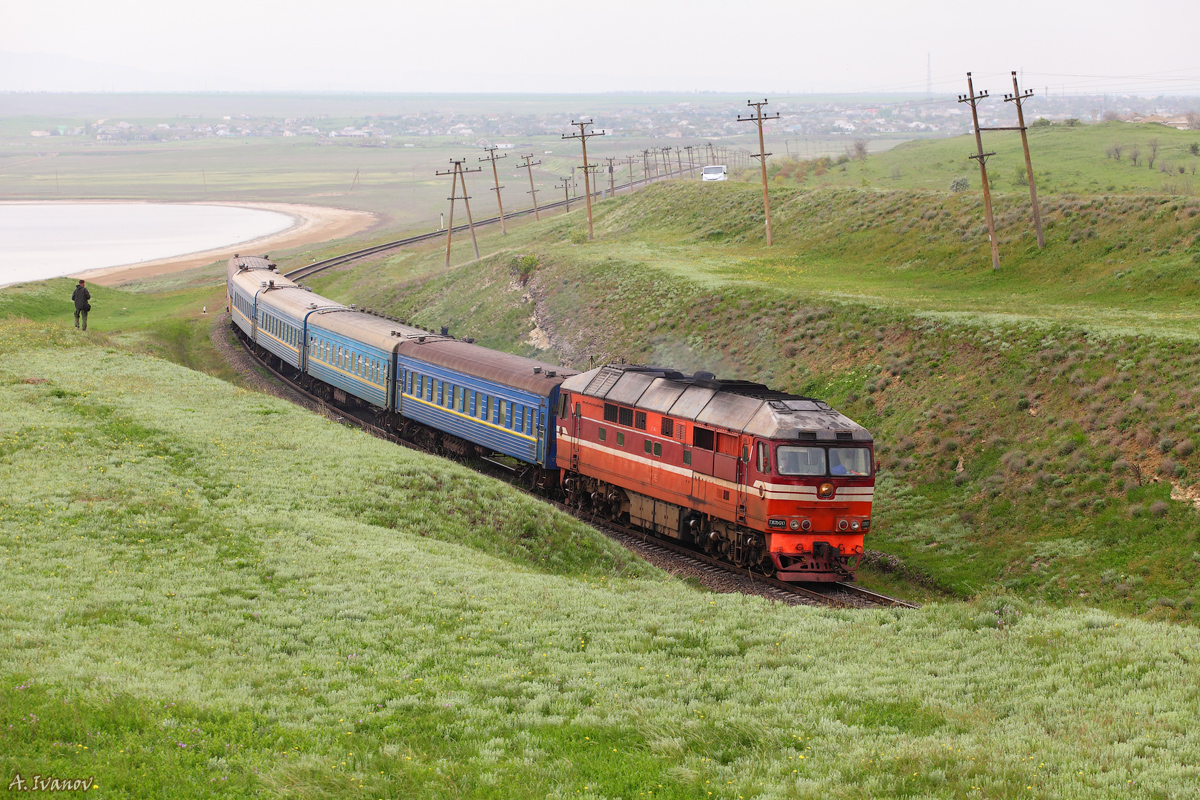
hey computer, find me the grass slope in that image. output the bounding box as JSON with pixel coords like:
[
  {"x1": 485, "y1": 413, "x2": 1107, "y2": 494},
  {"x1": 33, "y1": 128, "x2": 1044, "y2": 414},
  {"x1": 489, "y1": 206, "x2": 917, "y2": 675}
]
[
  {"x1": 305, "y1": 181, "x2": 1200, "y2": 622},
  {"x1": 784, "y1": 122, "x2": 1200, "y2": 197},
  {"x1": 4, "y1": 319, "x2": 1200, "y2": 798}
]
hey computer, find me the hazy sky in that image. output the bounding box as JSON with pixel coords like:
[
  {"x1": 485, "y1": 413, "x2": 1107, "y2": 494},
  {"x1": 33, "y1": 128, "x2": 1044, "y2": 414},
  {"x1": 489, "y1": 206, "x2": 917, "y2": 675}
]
[{"x1": 3, "y1": 0, "x2": 1199, "y2": 95}]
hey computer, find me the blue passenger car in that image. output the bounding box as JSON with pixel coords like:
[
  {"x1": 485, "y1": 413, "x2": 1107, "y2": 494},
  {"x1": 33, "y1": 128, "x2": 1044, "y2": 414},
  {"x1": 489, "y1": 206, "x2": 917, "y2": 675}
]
[
  {"x1": 394, "y1": 338, "x2": 574, "y2": 467},
  {"x1": 306, "y1": 310, "x2": 408, "y2": 410}
]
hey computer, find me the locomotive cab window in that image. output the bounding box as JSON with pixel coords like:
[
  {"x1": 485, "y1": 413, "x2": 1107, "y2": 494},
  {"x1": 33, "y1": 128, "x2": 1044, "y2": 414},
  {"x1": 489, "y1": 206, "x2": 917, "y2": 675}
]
[
  {"x1": 756, "y1": 442, "x2": 769, "y2": 473},
  {"x1": 776, "y1": 446, "x2": 827, "y2": 476},
  {"x1": 829, "y1": 447, "x2": 873, "y2": 476}
]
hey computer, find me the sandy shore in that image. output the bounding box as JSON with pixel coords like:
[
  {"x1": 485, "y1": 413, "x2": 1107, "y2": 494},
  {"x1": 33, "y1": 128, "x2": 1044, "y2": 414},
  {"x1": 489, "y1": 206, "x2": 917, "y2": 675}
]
[{"x1": 76, "y1": 201, "x2": 377, "y2": 286}]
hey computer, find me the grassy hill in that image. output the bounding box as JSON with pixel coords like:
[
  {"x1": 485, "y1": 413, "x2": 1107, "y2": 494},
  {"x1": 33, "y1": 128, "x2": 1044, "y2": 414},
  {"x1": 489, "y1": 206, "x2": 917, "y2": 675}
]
[
  {"x1": 304, "y1": 179, "x2": 1200, "y2": 622},
  {"x1": 4, "y1": 318, "x2": 1200, "y2": 798},
  {"x1": 771, "y1": 121, "x2": 1200, "y2": 197}
]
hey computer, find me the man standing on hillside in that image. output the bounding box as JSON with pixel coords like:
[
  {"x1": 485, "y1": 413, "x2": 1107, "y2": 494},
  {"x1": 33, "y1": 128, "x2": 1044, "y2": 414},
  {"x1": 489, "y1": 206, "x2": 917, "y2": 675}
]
[{"x1": 72, "y1": 279, "x2": 91, "y2": 331}]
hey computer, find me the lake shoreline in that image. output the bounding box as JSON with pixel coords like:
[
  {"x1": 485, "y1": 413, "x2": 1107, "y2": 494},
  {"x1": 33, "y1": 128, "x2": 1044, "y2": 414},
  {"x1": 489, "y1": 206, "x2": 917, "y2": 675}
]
[{"x1": 0, "y1": 200, "x2": 377, "y2": 287}]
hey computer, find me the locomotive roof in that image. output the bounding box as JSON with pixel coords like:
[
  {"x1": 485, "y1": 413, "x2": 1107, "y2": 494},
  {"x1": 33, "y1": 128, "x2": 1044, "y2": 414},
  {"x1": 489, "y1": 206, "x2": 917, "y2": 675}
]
[{"x1": 562, "y1": 364, "x2": 872, "y2": 442}]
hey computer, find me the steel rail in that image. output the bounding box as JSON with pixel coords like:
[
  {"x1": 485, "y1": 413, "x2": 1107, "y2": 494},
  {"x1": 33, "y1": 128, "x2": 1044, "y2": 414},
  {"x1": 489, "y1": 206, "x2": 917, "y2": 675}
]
[
  {"x1": 283, "y1": 173, "x2": 665, "y2": 282},
  {"x1": 234, "y1": 328, "x2": 919, "y2": 610}
]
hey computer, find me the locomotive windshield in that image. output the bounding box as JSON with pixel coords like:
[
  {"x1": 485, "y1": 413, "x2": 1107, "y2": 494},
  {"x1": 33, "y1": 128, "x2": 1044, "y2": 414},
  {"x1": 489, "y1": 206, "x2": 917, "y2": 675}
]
[
  {"x1": 776, "y1": 445, "x2": 872, "y2": 477},
  {"x1": 776, "y1": 446, "x2": 825, "y2": 475}
]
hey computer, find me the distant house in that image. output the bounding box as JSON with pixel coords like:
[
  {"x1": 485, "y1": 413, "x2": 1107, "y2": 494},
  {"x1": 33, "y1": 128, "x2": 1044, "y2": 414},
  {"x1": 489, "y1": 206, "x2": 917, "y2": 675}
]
[
  {"x1": 496, "y1": 142, "x2": 515, "y2": 149},
  {"x1": 29, "y1": 130, "x2": 50, "y2": 137}
]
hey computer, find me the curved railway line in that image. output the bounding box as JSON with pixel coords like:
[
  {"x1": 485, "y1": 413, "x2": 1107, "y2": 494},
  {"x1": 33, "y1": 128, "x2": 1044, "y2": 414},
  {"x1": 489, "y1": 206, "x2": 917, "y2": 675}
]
[
  {"x1": 285, "y1": 175, "x2": 655, "y2": 282},
  {"x1": 231, "y1": 323, "x2": 918, "y2": 610}
]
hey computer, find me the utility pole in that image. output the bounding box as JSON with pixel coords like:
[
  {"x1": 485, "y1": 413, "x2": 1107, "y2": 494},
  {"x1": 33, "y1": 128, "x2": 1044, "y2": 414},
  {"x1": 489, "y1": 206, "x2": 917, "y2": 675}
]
[
  {"x1": 660, "y1": 147, "x2": 673, "y2": 179},
  {"x1": 1004, "y1": 71, "x2": 1045, "y2": 249},
  {"x1": 738, "y1": 98, "x2": 781, "y2": 246},
  {"x1": 624, "y1": 155, "x2": 637, "y2": 193},
  {"x1": 959, "y1": 73, "x2": 1001, "y2": 270},
  {"x1": 479, "y1": 146, "x2": 508, "y2": 235},
  {"x1": 641, "y1": 150, "x2": 652, "y2": 187},
  {"x1": 349, "y1": 169, "x2": 360, "y2": 191},
  {"x1": 685, "y1": 145, "x2": 696, "y2": 177},
  {"x1": 557, "y1": 177, "x2": 572, "y2": 211},
  {"x1": 563, "y1": 119, "x2": 605, "y2": 240},
  {"x1": 435, "y1": 159, "x2": 483, "y2": 268},
  {"x1": 674, "y1": 147, "x2": 685, "y2": 180},
  {"x1": 517, "y1": 153, "x2": 542, "y2": 221},
  {"x1": 605, "y1": 156, "x2": 617, "y2": 198}
]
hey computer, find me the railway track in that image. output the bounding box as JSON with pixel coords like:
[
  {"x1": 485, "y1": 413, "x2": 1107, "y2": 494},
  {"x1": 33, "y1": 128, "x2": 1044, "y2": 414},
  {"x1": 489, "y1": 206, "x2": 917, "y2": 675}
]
[
  {"x1": 234, "y1": 327, "x2": 919, "y2": 610},
  {"x1": 284, "y1": 175, "x2": 663, "y2": 282}
]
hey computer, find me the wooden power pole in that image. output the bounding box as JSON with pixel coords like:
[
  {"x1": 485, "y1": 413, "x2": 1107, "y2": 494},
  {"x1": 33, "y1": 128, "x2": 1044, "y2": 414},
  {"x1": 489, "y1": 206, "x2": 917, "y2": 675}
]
[
  {"x1": 624, "y1": 155, "x2": 638, "y2": 193},
  {"x1": 605, "y1": 156, "x2": 617, "y2": 198},
  {"x1": 479, "y1": 146, "x2": 508, "y2": 235},
  {"x1": 563, "y1": 120, "x2": 605, "y2": 240},
  {"x1": 435, "y1": 159, "x2": 483, "y2": 268},
  {"x1": 518, "y1": 153, "x2": 542, "y2": 221},
  {"x1": 738, "y1": 98, "x2": 781, "y2": 246},
  {"x1": 1004, "y1": 71, "x2": 1045, "y2": 249},
  {"x1": 959, "y1": 73, "x2": 1001, "y2": 270}
]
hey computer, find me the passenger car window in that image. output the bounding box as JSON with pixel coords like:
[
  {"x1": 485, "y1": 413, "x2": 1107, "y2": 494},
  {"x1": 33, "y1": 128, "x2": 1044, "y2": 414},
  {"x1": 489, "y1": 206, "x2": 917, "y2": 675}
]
[{"x1": 756, "y1": 442, "x2": 768, "y2": 473}]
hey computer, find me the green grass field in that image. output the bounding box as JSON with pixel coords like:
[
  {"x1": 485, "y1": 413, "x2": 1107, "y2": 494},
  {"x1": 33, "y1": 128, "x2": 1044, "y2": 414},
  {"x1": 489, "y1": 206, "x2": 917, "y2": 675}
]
[
  {"x1": 5, "y1": 116, "x2": 1200, "y2": 796},
  {"x1": 3, "y1": 318, "x2": 1200, "y2": 799},
  {"x1": 775, "y1": 121, "x2": 1200, "y2": 197}
]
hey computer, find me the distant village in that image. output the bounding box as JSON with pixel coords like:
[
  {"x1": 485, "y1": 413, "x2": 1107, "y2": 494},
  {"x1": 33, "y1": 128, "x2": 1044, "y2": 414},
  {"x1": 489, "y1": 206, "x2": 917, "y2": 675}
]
[{"x1": 24, "y1": 95, "x2": 1200, "y2": 145}]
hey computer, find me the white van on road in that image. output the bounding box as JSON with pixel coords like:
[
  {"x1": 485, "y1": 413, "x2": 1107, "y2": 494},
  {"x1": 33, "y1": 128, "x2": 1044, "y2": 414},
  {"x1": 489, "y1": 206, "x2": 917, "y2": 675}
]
[{"x1": 701, "y1": 165, "x2": 727, "y2": 182}]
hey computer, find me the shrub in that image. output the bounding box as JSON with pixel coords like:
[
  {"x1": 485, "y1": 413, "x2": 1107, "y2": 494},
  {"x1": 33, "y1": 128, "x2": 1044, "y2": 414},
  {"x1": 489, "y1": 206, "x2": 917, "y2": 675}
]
[
  {"x1": 1159, "y1": 437, "x2": 1175, "y2": 454},
  {"x1": 1149, "y1": 500, "x2": 1169, "y2": 517},
  {"x1": 1176, "y1": 439, "x2": 1196, "y2": 458}
]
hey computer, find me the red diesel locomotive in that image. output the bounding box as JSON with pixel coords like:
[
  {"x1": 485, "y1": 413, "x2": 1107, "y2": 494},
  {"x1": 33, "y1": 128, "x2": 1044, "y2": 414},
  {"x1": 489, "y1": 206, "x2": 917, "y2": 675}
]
[{"x1": 555, "y1": 365, "x2": 874, "y2": 581}]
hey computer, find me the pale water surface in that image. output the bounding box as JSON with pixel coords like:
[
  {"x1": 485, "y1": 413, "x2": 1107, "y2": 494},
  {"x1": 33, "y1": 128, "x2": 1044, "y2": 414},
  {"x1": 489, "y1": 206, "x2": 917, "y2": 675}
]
[{"x1": 0, "y1": 203, "x2": 295, "y2": 285}]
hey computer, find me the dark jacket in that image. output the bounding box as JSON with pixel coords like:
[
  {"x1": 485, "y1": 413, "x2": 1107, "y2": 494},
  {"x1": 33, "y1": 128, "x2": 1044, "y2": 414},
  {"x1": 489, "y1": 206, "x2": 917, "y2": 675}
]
[{"x1": 72, "y1": 285, "x2": 91, "y2": 311}]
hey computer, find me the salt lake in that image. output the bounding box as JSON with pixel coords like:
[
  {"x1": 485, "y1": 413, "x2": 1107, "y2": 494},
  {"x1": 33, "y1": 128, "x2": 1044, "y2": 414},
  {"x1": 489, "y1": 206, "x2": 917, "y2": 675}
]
[{"x1": 0, "y1": 203, "x2": 296, "y2": 286}]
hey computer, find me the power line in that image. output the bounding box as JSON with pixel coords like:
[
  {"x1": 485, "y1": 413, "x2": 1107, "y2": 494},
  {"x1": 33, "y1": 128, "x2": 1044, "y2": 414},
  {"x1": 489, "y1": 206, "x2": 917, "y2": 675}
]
[
  {"x1": 737, "y1": 98, "x2": 781, "y2": 246},
  {"x1": 479, "y1": 147, "x2": 508, "y2": 236}
]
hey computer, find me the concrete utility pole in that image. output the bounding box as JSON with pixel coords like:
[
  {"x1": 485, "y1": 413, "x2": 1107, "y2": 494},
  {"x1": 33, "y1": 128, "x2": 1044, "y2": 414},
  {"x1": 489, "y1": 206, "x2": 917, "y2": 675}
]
[
  {"x1": 479, "y1": 147, "x2": 508, "y2": 235},
  {"x1": 605, "y1": 156, "x2": 617, "y2": 198},
  {"x1": 738, "y1": 98, "x2": 781, "y2": 246},
  {"x1": 435, "y1": 159, "x2": 483, "y2": 267},
  {"x1": 518, "y1": 153, "x2": 542, "y2": 220},
  {"x1": 563, "y1": 119, "x2": 605, "y2": 240},
  {"x1": 1004, "y1": 70, "x2": 1045, "y2": 249},
  {"x1": 959, "y1": 72, "x2": 1001, "y2": 270},
  {"x1": 557, "y1": 177, "x2": 572, "y2": 211}
]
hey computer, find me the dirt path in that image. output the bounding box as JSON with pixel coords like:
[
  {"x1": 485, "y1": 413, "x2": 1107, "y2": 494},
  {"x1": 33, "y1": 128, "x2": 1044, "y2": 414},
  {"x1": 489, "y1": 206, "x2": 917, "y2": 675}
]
[{"x1": 78, "y1": 201, "x2": 377, "y2": 286}]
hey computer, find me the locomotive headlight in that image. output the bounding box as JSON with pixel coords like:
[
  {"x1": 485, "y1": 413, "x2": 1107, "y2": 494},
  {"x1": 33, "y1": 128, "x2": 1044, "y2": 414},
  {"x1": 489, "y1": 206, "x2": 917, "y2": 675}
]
[
  {"x1": 851, "y1": 520, "x2": 860, "y2": 531},
  {"x1": 818, "y1": 482, "x2": 835, "y2": 499},
  {"x1": 789, "y1": 518, "x2": 801, "y2": 530}
]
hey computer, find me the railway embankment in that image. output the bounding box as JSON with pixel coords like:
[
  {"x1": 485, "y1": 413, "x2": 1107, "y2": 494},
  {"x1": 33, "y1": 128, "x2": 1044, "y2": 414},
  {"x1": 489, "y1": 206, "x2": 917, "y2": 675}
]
[
  {"x1": 312, "y1": 181, "x2": 1200, "y2": 622},
  {"x1": 4, "y1": 316, "x2": 1200, "y2": 796}
]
